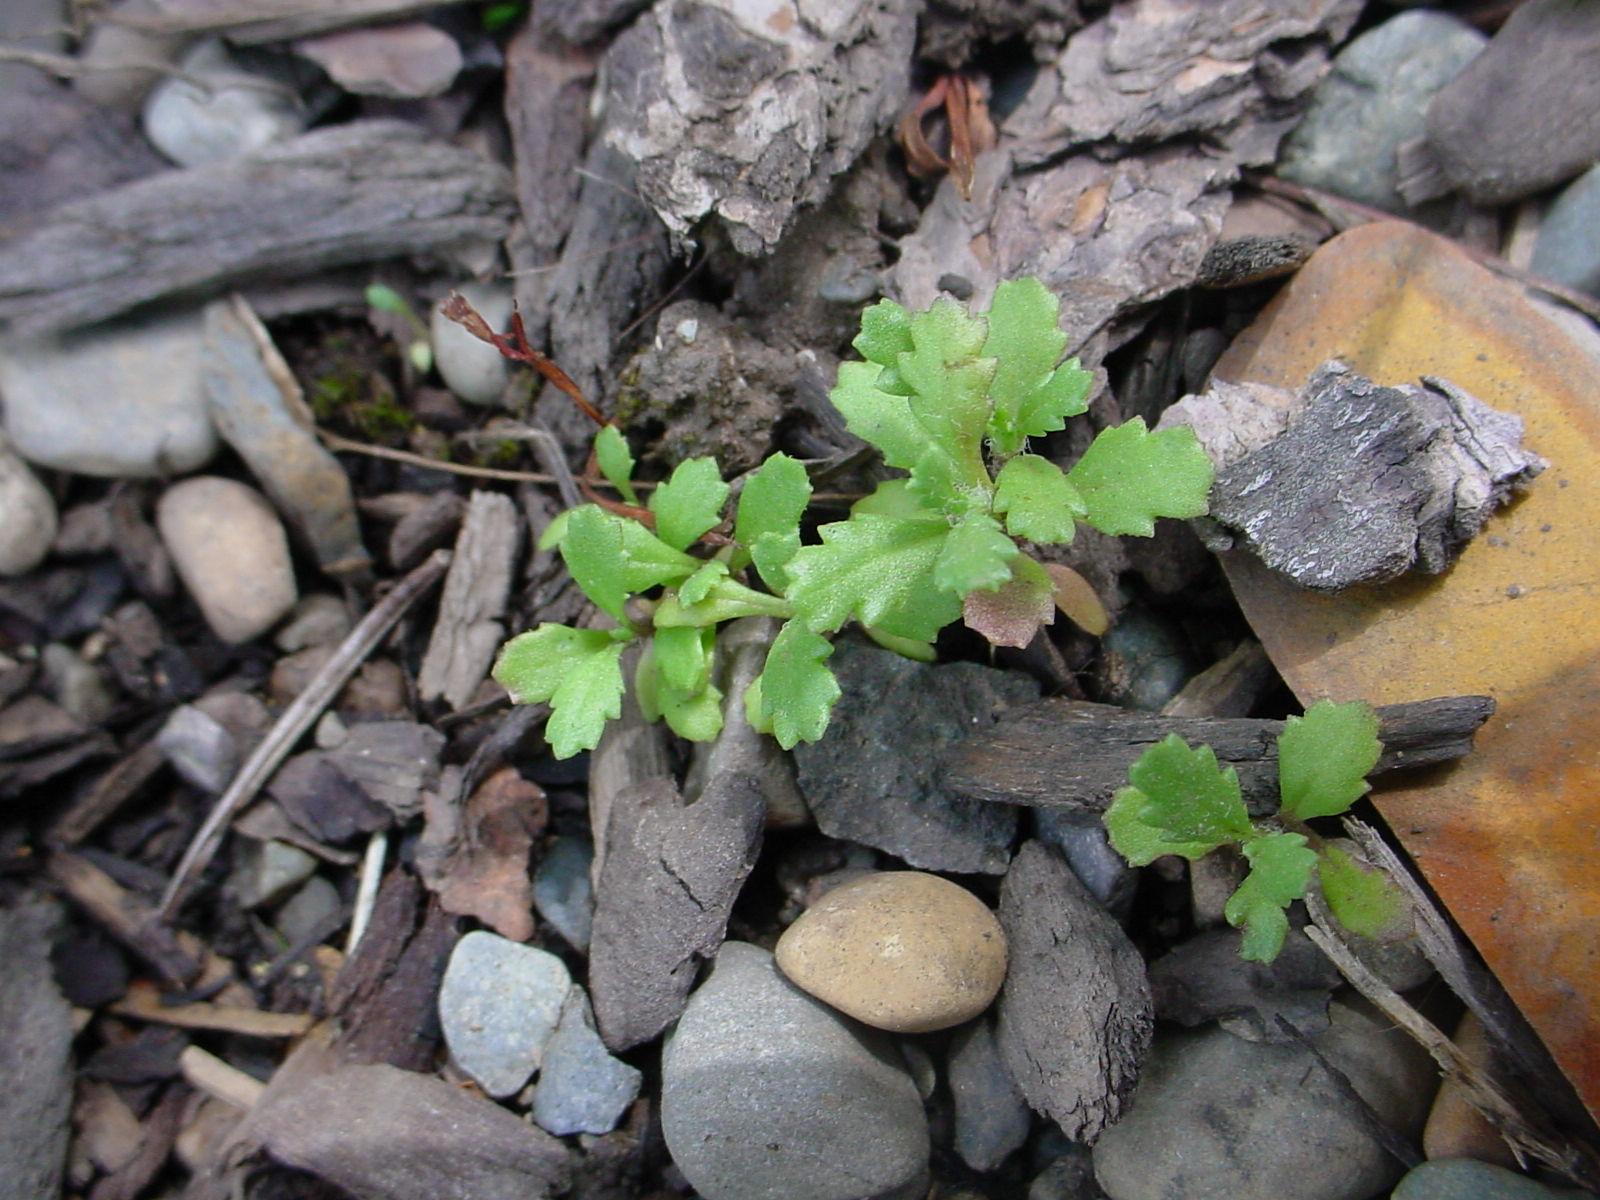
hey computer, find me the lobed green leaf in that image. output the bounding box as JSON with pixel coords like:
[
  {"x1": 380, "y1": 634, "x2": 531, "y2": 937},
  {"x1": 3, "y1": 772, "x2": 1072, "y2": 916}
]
[
  {"x1": 1318, "y1": 845, "x2": 1405, "y2": 939},
  {"x1": 756, "y1": 621, "x2": 841, "y2": 749},
  {"x1": 933, "y1": 510, "x2": 1017, "y2": 596},
  {"x1": 649, "y1": 457, "x2": 730, "y2": 551},
  {"x1": 678, "y1": 560, "x2": 729, "y2": 606},
  {"x1": 559, "y1": 505, "x2": 698, "y2": 621},
  {"x1": 735, "y1": 453, "x2": 811, "y2": 590},
  {"x1": 1104, "y1": 786, "x2": 1228, "y2": 866},
  {"x1": 1225, "y1": 832, "x2": 1319, "y2": 962},
  {"x1": 980, "y1": 278, "x2": 1090, "y2": 455},
  {"x1": 492, "y1": 624, "x2": 625, "y2": 759},
  {"x1": 1124, "y1": 734, "x2": 1256, "y2": 847},
  {"x1": 993, "y1": 454, "x2": 1085, "y2": 544},
  {"x1": 1276, "y1": 700, "x2": 1382, "y2": 821},
  {"x1": 1067, "y1": 418, "x2": 1213, "y2": 537},
  {"x1": 830, "y1": 361, "x2": 924, "y2": 472},
  {"x1": 785, "y1": 512, "x2": 960, "y2": 642},
  {"x1": 653, "y1": 625, "x2": 714, "y2": 693}
]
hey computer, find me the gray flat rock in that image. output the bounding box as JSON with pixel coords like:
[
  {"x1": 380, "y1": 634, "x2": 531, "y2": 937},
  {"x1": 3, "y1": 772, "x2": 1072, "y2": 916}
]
[
  {"x1": 532, "y1": 835, "x2": 595, "y2": 953},
  {"x1": 1531, "y1": 164, "x2": 1600, "y2": 298},
  {"x1": 1392, "y1": 1159, "x2": 1587, "y2": 1200},
  {"x1": 0, "y1": 435, "x2": 56, "y2": 576},
  {"x1": 0, "y1": 899, "x2": 73, "y2": 1200},
  {"x1": 0, "y1": 306, "x2": 216, "y2": 478},
  {"x1": 947, "y1": 1017, "x2": 1032, "y2": 1172},
  {"x1": 1279, "y1": 10, "x2": 1485, "y2": 213},
  {"x1": 661, "y1": 941, "x2": 929, "y2": 1200},
  {"x1": 439, "y1": 931, "x2": 572, "y2": 1098},
  {"x1": 1092, "y1": 999, "x2": 1437, "y2": 1200},
  {"x1": 530, "y1": 986, "x2": 643, "y2": 1136},
  {"x1": 793, "y1": 638, "x2": 1034, "y2": 876}
]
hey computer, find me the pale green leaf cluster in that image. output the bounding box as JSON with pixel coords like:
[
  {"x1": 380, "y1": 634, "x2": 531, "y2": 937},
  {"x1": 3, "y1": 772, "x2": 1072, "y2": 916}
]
[
  {"x1": 1104, "y1": 700, "x2": 1401, "y2": 962},
  {"x1": 495, "y1": 277, "x2": 1217, "y2": 761}
]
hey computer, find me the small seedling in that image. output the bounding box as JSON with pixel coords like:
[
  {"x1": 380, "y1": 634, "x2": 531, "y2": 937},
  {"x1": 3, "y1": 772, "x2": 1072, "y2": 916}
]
[
  {"x1": 365, "y1": 283, "x2": 434, "y2": 374},
  {"x1": 493, "y1": 277, "x2": 1214, "y2": 758},
  {"x1": 1104, "y1": 699, "x2": 1407, "y2": 962}
]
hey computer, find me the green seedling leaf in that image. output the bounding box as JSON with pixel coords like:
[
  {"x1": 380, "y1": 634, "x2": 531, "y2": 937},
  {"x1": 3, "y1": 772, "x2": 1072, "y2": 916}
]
[
  {"x1": 537, "y1": 508, "x2": 571, "y2": 552},
  {"x1": 1318, "y1": 845, "x2": 1406, "y2": 939},
  {"x1": 1226, "y1": 832, "x2": 1319, "y2": 962},
  {"x1": 757, "y1": 621, "x2": 841, "y2": 748},
  {"x1": 1277, "y1": 699, "x2": 1382, "y2": 821},
  {"x1": 980, "y1": 278, "x2": 1091, "y2": 455},
  {"x1": 660, "y1": 677, "x2": 724, "y2": 741},
  {"x1": 851, "y1": 478, "x2": 929, "y2": 519},
  {"x1": 744, "y1": 674, "x2": 773, "y2": 734},
  {"x1": 933, "y1": 511, "x2": 1017, "y2": 596},
  {"x1": 735, "y1": 453, "x2": 811, "y2": 588},
  {"x1": 1104, "y1": 786, "x2": 1228, "y2": 866},
  {"x1": 559, "y1": 505, "x2": 629, "y2": 620},
  {"x1": 595, "y1": 425, "x2": 638, "y2": 505},
  {"x1": 1067, "y1": 418, "x2": 1214, "y2": 536},
  {"x1": 408, "y1": 340, "x2": 433, "y2": 374},
  {"x1": 653, "y1": 625, "x2": 714, "y2": 693},
  {"x1": 786, "y1": 512, "x2": 960, "y2": 642},
  {"x1": 1125, "y1": 734, "x2": 1255, "y2": 847},
  {"x1": 635, "y1": 642, "x2": 661, "y2": 722},
  {"x1": 830, "y1": 361, "x2": 924, "y2": 471},
  {"x1": 898, "y1": 301, "x2": 995, "y2": 501},
  {"x1": 649, "y1": 457, "x2": 729, "y2": 550},
  {"x1": 679, "y1": 560, "x2": 729, "y2": 606},
  {"x1": 364, "y1": 283, "x2": 410, "y2": 315},
  {"x1": 853, "y1": 298, "x2": 914, "y2": 380},
  {"x1": 962, "y1": 553, "x2": 1054, "y2": 648},
  {"x1": 993, "y1": 454, "x2": 1085, "y2": 544},
  {"x1": 492, "y1": 624, "x2": 625, "y2": 759}
]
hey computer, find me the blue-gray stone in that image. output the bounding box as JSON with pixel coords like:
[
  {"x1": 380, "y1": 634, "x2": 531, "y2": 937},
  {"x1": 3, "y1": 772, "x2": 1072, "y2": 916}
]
[
  {"x1": 947, "y1": 1018, "x2": 1031, "y2": 1172},
  {"x1": 439, "y1": 931, "x2": 571, "y2": 1099},
  {"x1": 793, "y1": 638, "x2": 1035, "y2": 875},
  {"x1": 1092, "y1": 1000, "x2": 1437, "y2": 1200},
  {"x1": 1392, "y1": 1159, "x2": 1588, "y2": 1200},
  {"x1": 1532, "y1": 164, "x2": 1600, "y2": 298},
  {"x1": 0, "y1": 306, "x2": 216, "y2": 478},
  {"x1": 533, "y1": 836, "x2": 595, "y2": 952},
  {"x1": 0, "y1": 900, "x2": 72, "y2": 1200},
  {"x1": 530, "y1": 987, "x2": 642, "y2": 1136},
  {"x1": 1279, "y1": 10, "x2": 1485, "y2": 212},
  {"x1": 1096, "y1": 609, "x2": 1194, "y2": 712},
  {"x1": 662, "y1": 941, "x2": 929, "y2": 1200}
]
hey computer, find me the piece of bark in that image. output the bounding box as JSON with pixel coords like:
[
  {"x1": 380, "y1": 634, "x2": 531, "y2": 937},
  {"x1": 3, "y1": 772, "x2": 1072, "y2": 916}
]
[
  {"x1": 327, "y1": 867, "x2": 459, "y2": 1072},
  {"x1": 538, "y1": 141, "x2": 671, "y2": 456},
  {"x1": 1003, "y1": 0, "x2": 1361, "y2": 168},
  {"x1": 418, "y1": 491, "x2": 520, "y2": 709},
  {"x1": 532, "y1": 0, "x2": 651, "y2": 47},
  {"x1": 995, "y1": 840, "x2": 1152, "y2": 1142},
  {"x1": 251, "y1": 1063, "x2": 571, "y2": 1200},
  {"x1": 944, "y1": 695, "x2": 1496, "y2": 814},
  {"x1": 1159, "y1": 639, "x2": 1276, "y2": 719},
  {"x1": 388, "y1": 490, "x2": 464, "y2": 571},
  {"x1": 0, "y1": 121, "x2": 515, "y2": 336},
  {"x1": 588, "y1": 774, "x2": 765, "y2": 1051},
  {"x1": 51, "y1": 740, "x2": 168, "y2": 846},
  {"x1": 502, "y1": 33, "x2": 595, "y2": 348},
  {"x1": 1174, "y1": 361, "x2": 1547, "y2": 591},
  {"x1": 0, "y1": 899, "x2": 73, "y2": 1200},
  {"x1": 321, "y1": 720, "x2": 446, "y2": 822},
  {"x1": 0, "y1": 694, "x2": 116, "y2": 799},
  {"x1": 587, "y1": 642, "x2": 674, "y2": 883},
  {"x1": 0, "y1": 76, "x2": 166, "y2": 227},
  {"x1": 46, "y1": 850, "x2": 202, "y2": 985},
  {"x1": 601, "y1": 0, "x2": 916, "y2": 254},
  {"x1": 416, "y1": 766, "x2": 545, "y2": 941},
  {"x1": 88, "y1": 1083, "x2": 185, "y2": 1200},
  {"x1": 918, "y1": 0, "x2": 1082, "y2": 68},
  {"x1": 102, "y1": 0, "x2": 479, "y2": 44},
  {"x1": 893, "y1": 145, "x2": 1232, "y2": 357},
  {"x1": 267, "y1": 752, "x2": 391, "y2": 845}
]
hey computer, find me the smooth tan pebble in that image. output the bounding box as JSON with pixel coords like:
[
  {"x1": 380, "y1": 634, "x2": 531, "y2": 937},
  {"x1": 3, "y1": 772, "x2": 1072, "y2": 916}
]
[{"x1": 774, "y1": 870, "x2": 1007, "y2": 1033}]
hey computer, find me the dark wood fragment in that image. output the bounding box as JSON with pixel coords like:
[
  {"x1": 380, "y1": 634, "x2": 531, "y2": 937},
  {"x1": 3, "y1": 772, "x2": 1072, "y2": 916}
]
[
  {"x1": 88, "y1": 1083, "x2": 186, "y2": 1200},
  {"x1": 50, "y1": 740, "x2": 169, "y2": 846},
  {"x1": 0, "y1": 900, "x2": 73, "y2": 1200},
  {"x1": 267, "y1": 752, "x2": 390, "y2": 845},
  {"x1": 0, "y1": 122, "x2": 515, "y2": 336},
  {"x1": 943, "y1": 695, "x2": 1496, "y2": 815},
  {"x1": 588, "y1": 774, "x2": 764, "y2": 1051},
  {"x1": 46, "y1": 850, "x2": 201, "y2": 986},
  {"x1": 995, "y1": 841, "x2": 1152, "y2": 1142}
]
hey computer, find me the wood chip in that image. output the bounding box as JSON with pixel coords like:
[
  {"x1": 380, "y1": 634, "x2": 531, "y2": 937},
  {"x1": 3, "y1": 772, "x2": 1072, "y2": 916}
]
[
  {"x1": 0, "y1": 123, "x2": 514, "y2": 336},
  {"x1": 418, "y1": 491, "x2": 520, "y2": 710},
  {"x1": 944, "y1": 695, "x2": 1496, "y2": 814},
  {"x1": 113, "y1": 982, "x2": 313, "y2": 1039}
]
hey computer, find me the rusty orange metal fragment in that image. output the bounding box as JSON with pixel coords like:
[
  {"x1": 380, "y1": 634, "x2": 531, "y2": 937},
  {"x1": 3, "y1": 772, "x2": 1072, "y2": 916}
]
[{"x1": 1211, "y1": 221, "x2": 1600, "y2": 1119}]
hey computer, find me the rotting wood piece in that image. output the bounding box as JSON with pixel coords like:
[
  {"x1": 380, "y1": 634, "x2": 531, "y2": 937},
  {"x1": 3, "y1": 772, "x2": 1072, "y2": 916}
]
[
  {"x1": 943, "y1": 695, "x2": 1494, "y2": 814},
  {"x1": 0, "y1": 122, "x2": 514, "y2": 337}
]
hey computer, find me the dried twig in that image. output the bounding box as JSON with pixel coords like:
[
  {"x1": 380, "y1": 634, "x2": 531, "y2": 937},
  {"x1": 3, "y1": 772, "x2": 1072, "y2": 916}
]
[
  {"x1": 111, "y1": 982, "x2": 313, "y2": 1039},
  {"x1": 346, "y1": 829, "x2": 388, "y2": 955},
  {"x1": 179, "y1": 1045, "x2": 266, "y2": 1111},
  {"x1": 47, "y1": 850, "x2": 202, "y2": 985},
  {"x1": 49, "y1": 740, "x2": 167, "y2": 847},
  {"x1": 159, "y1": 551, "x2": 451, "y2": 918}
]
